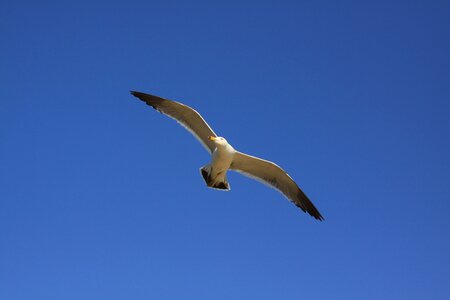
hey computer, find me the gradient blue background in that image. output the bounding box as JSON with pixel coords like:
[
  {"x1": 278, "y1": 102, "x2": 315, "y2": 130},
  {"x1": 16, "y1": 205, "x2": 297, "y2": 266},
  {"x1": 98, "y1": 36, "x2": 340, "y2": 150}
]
[{"x1": 1, "y1": 1, "x2": 449, "y2": 299}]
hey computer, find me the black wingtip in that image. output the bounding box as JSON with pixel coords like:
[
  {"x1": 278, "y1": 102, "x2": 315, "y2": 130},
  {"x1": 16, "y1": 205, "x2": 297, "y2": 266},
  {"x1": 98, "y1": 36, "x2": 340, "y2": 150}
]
[
  {"x1": 308, "y1": 207, "x2": 324, "y2": 222},
  {"x1": 304, "y1": 207, "x2": 324, "y2": 221},
  {"x1": 130, "y1": 91, "x2": 167, "y2": 112},
  {"x1": 130, "y1": 90, "x2": 151, "y2": 103},
  {"x1": 295, "y1": 190, "x2": 324, "y2": 221},
  {"x1": 310, "y1": 206, "x2": 324, "y2": 221},
  {"x1": 130, "y1": 91, "x2": 164, "y2": 102}
]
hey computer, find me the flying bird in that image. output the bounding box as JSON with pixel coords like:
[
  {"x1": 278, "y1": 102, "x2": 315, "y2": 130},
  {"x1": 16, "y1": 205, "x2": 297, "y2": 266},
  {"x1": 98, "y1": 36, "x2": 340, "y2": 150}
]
[{"x1": 131, "y1": 91, "x2": 324, "y2": 221}]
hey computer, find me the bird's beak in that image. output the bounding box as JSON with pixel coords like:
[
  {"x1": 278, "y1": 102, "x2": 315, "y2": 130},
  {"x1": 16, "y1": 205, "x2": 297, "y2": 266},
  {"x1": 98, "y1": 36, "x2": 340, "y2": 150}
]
[{"x1": 208, "y1": 136, "x2": 216, "y2": 141}]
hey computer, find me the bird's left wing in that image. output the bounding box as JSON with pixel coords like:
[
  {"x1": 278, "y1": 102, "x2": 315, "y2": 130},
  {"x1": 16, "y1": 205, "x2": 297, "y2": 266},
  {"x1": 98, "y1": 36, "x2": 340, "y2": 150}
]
[
  {"x1": 131, "y1": 91, "x2": 217, "y2": 153},
  {"x1": 230, "y1": 151, "x2": 324, "y2": 221}
]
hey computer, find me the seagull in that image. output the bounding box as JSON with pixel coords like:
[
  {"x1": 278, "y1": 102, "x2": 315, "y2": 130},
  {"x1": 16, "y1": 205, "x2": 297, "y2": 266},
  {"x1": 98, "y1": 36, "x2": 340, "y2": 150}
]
[{"x1": 131, "y1": 91, "x2": 324, "y2": 221}]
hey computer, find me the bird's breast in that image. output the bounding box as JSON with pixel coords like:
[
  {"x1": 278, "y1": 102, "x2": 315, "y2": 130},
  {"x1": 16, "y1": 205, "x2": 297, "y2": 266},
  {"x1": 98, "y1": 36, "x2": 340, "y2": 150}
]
[{"x1": 211, "y1": 145, "x2": 235, "y2": 171}]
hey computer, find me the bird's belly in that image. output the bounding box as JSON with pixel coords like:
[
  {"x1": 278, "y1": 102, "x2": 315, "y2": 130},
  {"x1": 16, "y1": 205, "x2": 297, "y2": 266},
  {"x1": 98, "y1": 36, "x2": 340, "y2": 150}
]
[{"x1": 211, "y1": 149, "x2": 234, "y2": 173}]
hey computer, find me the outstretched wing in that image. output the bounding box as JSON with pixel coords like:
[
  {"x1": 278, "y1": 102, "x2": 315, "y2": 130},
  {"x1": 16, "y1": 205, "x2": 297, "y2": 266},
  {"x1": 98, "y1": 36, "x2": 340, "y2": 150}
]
[
  {"x1": 231, "y1": 151, "x2": 323, "y2": 221},
  {"x1": 131, "y1": 91, "x2": 217, "y2": 153}
]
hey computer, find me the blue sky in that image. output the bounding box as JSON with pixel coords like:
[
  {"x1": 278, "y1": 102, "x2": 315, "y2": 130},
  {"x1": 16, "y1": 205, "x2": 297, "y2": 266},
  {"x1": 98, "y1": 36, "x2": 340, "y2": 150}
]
[{"x1": 1, "y1": 1, "x2": 449, "y2": 299}]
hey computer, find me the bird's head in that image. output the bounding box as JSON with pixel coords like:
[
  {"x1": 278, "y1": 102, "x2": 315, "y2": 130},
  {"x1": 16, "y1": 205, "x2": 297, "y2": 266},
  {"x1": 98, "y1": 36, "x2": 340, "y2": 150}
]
[{"x1": 208, "y1": 136, "x2": 228, "y2": 147}]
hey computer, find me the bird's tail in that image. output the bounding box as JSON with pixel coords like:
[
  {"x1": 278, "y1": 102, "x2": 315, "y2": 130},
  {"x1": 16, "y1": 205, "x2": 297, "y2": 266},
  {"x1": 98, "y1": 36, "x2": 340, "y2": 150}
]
[{"x1": 200, "y1": 165, "x2": 230, "y2": 191}]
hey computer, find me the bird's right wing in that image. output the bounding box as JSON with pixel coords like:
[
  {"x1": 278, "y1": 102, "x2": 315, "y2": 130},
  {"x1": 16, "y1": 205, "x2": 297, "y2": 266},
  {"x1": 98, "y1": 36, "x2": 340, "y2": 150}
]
[
  {"x1": 131, "y1": 91, "x2": 217, "y2": 153},
  {"x1": 230, "y1": 151, "x2": 323, "y2": 221}
]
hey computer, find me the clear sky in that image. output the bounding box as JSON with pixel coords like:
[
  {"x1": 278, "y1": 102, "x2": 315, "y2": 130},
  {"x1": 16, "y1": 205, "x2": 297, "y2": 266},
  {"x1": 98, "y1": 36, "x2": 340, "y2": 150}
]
[{"x1": 1, "y1": 1, "x2": 449, "y2": 299}]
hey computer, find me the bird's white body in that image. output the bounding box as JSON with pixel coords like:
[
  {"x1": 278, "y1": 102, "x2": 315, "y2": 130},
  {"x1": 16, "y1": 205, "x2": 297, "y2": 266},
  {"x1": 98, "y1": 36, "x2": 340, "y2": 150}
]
[
  {"x1": 199, "y1": 137, "x2": 235, "y2": 190},
  {"x1": 209, "y1": 140, "x2": 235, "y2": 186}
]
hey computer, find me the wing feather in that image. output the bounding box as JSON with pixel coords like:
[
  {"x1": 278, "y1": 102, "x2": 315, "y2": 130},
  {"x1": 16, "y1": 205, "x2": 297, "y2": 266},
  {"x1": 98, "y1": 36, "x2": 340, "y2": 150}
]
[
  {"x1": 231, "y1": 151, "x2": 324, "y2": 221},
  {"x1": 131, "y1": 91, "x2": 217, "y2": 153}
]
